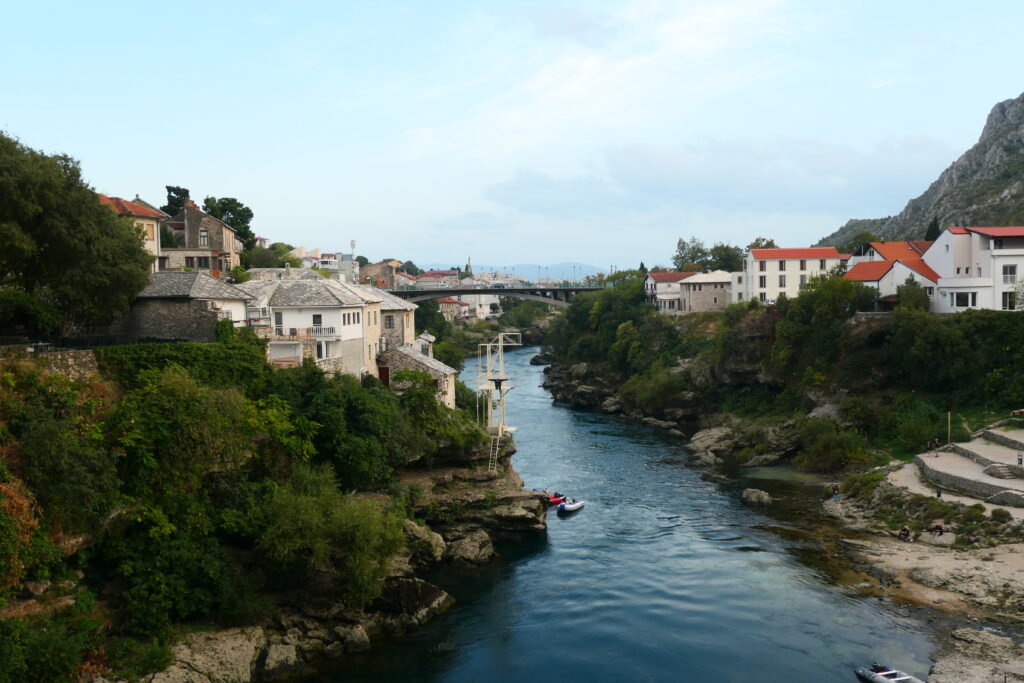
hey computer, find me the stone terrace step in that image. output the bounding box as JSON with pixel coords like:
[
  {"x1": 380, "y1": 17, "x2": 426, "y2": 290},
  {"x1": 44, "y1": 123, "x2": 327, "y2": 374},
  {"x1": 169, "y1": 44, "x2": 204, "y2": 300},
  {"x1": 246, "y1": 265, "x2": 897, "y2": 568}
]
[
  {"x1": 888, "y1": 463, "x2": 1024, "y2": 521},
  {"x1": 984, "y1": 427, "x2": 1024, "y2": 452},
  {"x1": 914, "y1": 453, "x2": 1024, "y2": 508},
  {"x1": 984, "y1": 463, "x2": 1019, "y2": 479},
  {"x1": 950, "y1": 438, "x2": 1024, "y2": 477}
]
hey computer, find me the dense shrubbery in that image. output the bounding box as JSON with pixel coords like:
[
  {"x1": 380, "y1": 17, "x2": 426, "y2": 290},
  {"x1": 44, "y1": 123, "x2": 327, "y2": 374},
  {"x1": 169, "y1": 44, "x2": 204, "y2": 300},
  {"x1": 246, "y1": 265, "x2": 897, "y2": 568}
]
[
  {"x1": 0, "y1": 330, "x2": 487, "y2": 677},
  {"x1": 544, "y1": 268, "x2": 1024, "y2": 474}
]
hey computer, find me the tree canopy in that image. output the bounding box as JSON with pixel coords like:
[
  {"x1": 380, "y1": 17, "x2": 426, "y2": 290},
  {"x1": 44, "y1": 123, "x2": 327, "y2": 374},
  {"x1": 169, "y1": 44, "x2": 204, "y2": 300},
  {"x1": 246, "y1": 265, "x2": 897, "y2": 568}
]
[
  {"x1": 841, "y1": 230, "x2": 879, "y2": 254},
  {"x1": 0, "y1": 133, "x2": 153, "y2": 334},
  {"x1": 672, "y1": 237, "x2": 744, "y2": 272},
  {"x1": 160, "y1": 185, "x2": 190, "y2": 216},
  {"x1": 924, "y1": 218, "x2": 941, "y2": 241},
  {"x1": 745, "y1": 236, "x2": 778, "y2": 251}
]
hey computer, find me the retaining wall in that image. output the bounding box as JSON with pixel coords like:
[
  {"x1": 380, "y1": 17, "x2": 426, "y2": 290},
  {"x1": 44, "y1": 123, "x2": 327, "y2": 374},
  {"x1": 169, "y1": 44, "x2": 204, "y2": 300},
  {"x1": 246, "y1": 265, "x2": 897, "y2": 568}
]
[{"x1": 915, "y1": 455, "x2": 1024, "y2": 505}]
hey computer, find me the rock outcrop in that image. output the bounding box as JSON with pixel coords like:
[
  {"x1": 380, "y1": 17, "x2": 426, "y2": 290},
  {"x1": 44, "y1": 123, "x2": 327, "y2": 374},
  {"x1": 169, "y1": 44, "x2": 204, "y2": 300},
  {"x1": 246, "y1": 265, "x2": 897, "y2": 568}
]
[
  {"x1": 819, "y1": 90, "x2": 1024, "y2": 245},
  {"x1": 929, "y1": 628, "x2": 1024, "y2": 683},
  {"x1": 740, "y1": 489, "x2": 773, "y2": 506}
]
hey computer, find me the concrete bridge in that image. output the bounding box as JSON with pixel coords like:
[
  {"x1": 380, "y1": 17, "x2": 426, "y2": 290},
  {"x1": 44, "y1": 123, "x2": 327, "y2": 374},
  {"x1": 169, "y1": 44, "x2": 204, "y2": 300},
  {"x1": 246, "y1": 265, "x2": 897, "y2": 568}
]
[{"x1": 385, "y1": 285, "x2": 601, "y2": 309}]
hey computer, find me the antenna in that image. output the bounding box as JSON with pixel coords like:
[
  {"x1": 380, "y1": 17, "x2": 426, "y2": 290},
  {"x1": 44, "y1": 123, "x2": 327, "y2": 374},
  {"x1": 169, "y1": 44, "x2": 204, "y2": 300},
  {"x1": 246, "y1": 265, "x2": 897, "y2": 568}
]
[{"x1": 350, "y1": 239, "x2": 356, "y2": 255}]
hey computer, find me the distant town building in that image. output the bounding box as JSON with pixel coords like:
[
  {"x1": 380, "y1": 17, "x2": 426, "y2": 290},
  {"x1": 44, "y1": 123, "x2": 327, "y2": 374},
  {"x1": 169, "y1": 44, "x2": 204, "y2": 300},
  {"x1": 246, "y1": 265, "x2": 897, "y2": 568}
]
[
  {"x1": 161, "y1": 200, "x2": 241, "y2": 277},
  {"x1": 98, "y1": 194, "x2": 167, "y2": 273},
  {"x1": 731, "y1": 247, "x2": 845, "y2": 303}
]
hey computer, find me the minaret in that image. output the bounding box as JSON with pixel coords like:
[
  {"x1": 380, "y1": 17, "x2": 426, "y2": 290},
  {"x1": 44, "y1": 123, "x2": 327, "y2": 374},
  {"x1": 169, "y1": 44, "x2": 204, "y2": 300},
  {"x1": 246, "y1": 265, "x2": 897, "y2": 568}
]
[{"x1": 465, "y1": 255, "x2": 473, "y2": 277}]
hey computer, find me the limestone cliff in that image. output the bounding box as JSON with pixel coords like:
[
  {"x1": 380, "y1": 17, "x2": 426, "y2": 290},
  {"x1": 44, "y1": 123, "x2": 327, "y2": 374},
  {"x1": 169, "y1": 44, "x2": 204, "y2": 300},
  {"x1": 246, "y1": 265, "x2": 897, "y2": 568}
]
[{"x1": 819, "y1": 90, "x2": 1024, "y2": 246}]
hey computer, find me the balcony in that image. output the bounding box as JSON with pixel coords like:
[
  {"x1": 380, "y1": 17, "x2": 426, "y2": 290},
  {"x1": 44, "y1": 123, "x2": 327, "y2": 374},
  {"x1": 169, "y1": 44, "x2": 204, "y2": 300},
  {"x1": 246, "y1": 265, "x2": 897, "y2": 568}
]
[{"x1": 269, "y1": 326, "x2": 338, "y2": 340}]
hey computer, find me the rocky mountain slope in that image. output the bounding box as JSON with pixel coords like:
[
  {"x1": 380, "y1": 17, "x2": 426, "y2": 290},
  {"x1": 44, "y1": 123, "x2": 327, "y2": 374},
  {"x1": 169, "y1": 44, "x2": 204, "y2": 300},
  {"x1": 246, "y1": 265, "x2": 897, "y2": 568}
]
[{"x1": 819, "y1": 91, "x2": 1024, "y2": 246}]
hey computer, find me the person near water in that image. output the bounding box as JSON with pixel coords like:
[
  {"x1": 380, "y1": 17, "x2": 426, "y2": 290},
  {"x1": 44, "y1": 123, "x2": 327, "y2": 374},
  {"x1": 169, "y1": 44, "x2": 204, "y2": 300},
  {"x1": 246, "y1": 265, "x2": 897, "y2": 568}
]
[
  {"x1": 936, "y1": 487, "x2": 942, "y2": 499},
  {"x1": 898, "y1": 526, "x2": 911, "y2": 541},
  {"x1": 831, "y1": 483, "x2": 840, "y2": 502}
]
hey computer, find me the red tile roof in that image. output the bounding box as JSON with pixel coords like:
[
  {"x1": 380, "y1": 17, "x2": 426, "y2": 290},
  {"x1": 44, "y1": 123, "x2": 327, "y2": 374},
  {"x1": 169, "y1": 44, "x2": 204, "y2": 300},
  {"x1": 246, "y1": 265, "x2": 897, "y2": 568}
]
[
  {"x1": 964, "y1": 226, "x2": 1024, "y2": 237},
  {"x1": 868, "y1": 241, "x2": 925, "y2": 261},
  {"x1": 949, "y1": 227, "x2": 969, "y2": 235},
  {"x1": 750, "y1": 247, "x2": 840, "y2": 260},
  {"x1": 909, "y1": 241, "x2": 933, "y2": 254},
  {"x1": 649, "y1": 271, "x2": 698, "y2": 283},
  {"x1": 420, "y1": 269, "x2": 459, "y2": 278},
  {"x1": 901, "y1": 259, "x2": 939, "y2": 282},
  {"x1": 839, "y1": 253, "x2": 852, "y2": 260},
  {"x1": 843, "y1": 261, "x2": 893, "y2": 282},
  {"x1": 436, "y1": 296, "x2": 468, "y2": 305},
  {"x1": 98, "y1": 194, "x2": 168, "y2": 219}
]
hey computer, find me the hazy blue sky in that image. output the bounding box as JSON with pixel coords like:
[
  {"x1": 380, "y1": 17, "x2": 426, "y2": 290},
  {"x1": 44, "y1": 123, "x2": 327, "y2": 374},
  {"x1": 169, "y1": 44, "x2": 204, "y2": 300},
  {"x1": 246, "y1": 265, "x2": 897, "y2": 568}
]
[{"x1": 3, "y1": 1, "x2": 1023, "y2": 267}]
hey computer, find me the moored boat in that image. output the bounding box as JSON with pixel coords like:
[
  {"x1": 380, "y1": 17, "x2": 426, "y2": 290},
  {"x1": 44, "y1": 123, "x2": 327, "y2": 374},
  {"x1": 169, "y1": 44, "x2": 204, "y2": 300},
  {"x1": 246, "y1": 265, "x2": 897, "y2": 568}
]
[
  {"x1": 557, "y1": 499, "x2": 584, "y2": 513},
  {"x1": 854, "y1": 663, "x2": 925, "y2": 683}
]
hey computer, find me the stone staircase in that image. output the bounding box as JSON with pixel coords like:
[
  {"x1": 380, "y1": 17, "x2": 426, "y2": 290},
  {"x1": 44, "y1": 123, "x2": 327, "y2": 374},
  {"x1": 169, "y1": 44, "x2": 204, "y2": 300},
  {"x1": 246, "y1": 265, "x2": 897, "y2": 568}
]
[{"x1": 914, "y1": 425, "x2": 1024, "y2": 508}]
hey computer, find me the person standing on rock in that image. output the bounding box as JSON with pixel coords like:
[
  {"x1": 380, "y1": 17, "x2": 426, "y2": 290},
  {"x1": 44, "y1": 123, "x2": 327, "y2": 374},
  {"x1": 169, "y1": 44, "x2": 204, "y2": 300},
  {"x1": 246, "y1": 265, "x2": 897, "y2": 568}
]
[
  {"x1": 936, "y1": 487, "x2": 942, "y2": 499},
  {"x1": 1017, "y1": 451, "x2": 1022, "y2": 467},
  {"x1": 831, "y1": 483, "x2": 840, "y2": 503}
]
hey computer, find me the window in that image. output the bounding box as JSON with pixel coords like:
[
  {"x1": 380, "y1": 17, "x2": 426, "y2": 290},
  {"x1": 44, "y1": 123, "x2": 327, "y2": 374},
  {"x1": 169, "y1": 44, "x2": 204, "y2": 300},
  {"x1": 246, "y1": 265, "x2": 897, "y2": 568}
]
[
  {"x1": 737, "y1": 276, "x2": 743, "y2": 284},
  {"x1": 713, "y1": 297, "x2": 718, "y2": 304},
  {"x1": 995, "y1": 239, "x2": 1004, "y2": 250},
  {"x1": 945, "y1": 244, "x2": 949, "y2": 252},
  {"x1": 1002, "y1": 291, "x2": 1017, "y2": 310},
  {"x1": 356, "y1": 312, "x2": 360, "y2": 324},
  {"x1": 977, "y1": 267, "x2": 982, "y2": 276},
  {"x1": 1003, "y1": 265, "x2": 1017, "y2": 284},
  {"x1": 956, "y1": 267, "x2": 961, "y2": 275},
  {"x1": 738, "y1": 293, "x2": 744, "y2": 301},
  {"x1": 758, "y1": 276, "x2": 766, "y2": 288},
  {"x1": 778, "y1": 275, "x2": 786, "y2": 287},
  {"x1": 799, "y1": 260, "x2": 806, "y2": 271},
  {"x1": 819, "y1": 259, "x2": 826, "y2": 270},
  {"x1": 758, "y1": 261, "x2": 766, "y2": 272},
  {"x1": 779, "y1": 261, "x2": 786, "y2": 271},
  {"x1": 199, "y1": 230, "x2": 209, "y2": 247},
  {"x1": 759, "y1": 292, "x2": 766, "y2": 301},
  {"x1": 953, "y1": 292, "x2": 977, "y2": 308},
  {"x1": 312, "y1": 314, "x2": 322, "y2": 326},
  {"x1": 925, "y1": 287, "x2": 934, "y2": 296},
  {"x1": 185, "y1": 257, "x2": 195, "y2": 268},
  {"x1": 385, "y1": 314, "x2": 394, "y2": 329},
  {"x1": 799, "y1": 274, "x2": 807, "y2": 288},
  {"x1": 198, "y1": 256, "x2": 210, "y2": 269}
]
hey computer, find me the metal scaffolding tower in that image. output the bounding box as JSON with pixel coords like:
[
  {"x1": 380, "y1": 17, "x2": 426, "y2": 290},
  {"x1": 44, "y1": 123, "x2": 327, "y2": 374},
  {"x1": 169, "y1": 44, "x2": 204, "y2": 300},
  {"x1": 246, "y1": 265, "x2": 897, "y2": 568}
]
[{"x1": 476, "y1": 331, "x2": 522, "y2": 470}]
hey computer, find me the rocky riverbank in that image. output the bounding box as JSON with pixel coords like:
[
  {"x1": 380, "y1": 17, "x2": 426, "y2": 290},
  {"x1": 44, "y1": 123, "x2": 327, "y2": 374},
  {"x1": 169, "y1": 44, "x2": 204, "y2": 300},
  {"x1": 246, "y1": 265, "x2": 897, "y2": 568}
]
[
  {"x1": 105, "y1": 437, "x2": 546, "y2": 683},
  {"x1": 540, "y1": 354, "x2": 1024, "y2": 681}
]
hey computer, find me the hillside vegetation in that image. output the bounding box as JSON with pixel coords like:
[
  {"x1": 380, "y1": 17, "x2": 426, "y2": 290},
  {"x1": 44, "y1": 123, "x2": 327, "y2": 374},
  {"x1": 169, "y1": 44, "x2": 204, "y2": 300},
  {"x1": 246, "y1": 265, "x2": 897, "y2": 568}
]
[
  {"x1": 545, "y1": 272, "x2": 1024, "y2": 470},
  {"x1": 0, "y1": 324, "x2": 485, "y2": 681}
]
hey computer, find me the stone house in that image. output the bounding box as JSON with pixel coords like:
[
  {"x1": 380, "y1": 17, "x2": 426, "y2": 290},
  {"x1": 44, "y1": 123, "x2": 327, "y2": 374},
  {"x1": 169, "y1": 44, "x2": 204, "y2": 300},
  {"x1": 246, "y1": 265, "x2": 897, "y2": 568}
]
[
  {"x1": 921, "y1": 226, "x2": 1024, "y2": 312},
  {"x1": 160, "y1": 200, "x2": 241, "y2": 276},
  {"x1": 375, "y1": 289, "x2": 418, "y2": 350},
  {"x1": 677, "y1": 270, "x2": 732, "y2": 312},
  {"x1": 98, "y1": 194, "x2": 167, "y2": 273},
  {"x1": 329, "y1": 281, "x2": 385, "y2": 378},
  {"x1": 111, "y1": 272, "x2": 250, "y2": 342},
  {"x1": 730, "y1": 247, "x2": 845, "y2": 303},
  {"x1": 415, "y1": 269, "x2": 460, "y2": 288},
  {"x1": 360, "y1": 260, "x2": 403, "y2": 288},
  {"x1": 436, "y1": 296, "x2": 469, "y2": 321},
  {"x1": 378, "y1": 345, "x2": 457, "y2": 409}
]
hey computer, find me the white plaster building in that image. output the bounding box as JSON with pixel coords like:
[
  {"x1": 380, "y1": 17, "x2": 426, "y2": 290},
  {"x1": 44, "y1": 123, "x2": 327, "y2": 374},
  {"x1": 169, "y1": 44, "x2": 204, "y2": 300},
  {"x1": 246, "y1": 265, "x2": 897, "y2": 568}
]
[
  {"x1": 731, "y1": 248, "x2": 845, "y2": 303},
  {"x1": 677, "y1": 271, "x2": 732, "y2": 312},
  {"x1": 842, "y1": 241, "x2": 939, "y2": 310},
  {"x1": 644, "y1": 272, "x2": 697, "y2": 312},
  {"x1": 922, "y1": 227, "x2": 1024, "y2": 312}
]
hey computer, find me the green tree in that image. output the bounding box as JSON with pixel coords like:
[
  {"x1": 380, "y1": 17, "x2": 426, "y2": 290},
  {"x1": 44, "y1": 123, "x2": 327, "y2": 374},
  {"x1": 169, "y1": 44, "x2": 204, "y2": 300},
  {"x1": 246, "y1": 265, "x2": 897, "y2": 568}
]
[
  {"x1": 160, "y1": 185, "x2": 190, "y2": 216},
  {"x1": 707, "y1": 243, "x2": 744, "y2": 272},
  {"x1": 896, "y1": 276, "x2": 929, "y2": 311},
  {"x1": 672, "y1": 237, "x2": 709, "y2": 271},
  {"x1": 841, "y1": 230, "x2": 879, "y2": 254},
  {"x1": 414, "y1": 299, "x2": 451, "y2": 338},
  {"x1": 356, "y1": 255, "x2": 369, "y2": 267},
  {"x1": 401, "y1": 261, "x2": 421, "y2": 275},
  {"x1": 745, "y1": 236, "x2": 778, "y2": 252},
  {"x1": 924, "y1": 218, "x2": 941, "y2": 241},
  {"x1": 0, "y1": 133, "x2": 153, "y2": 334},
  {"x1": 203, "y1": 196, "x2": 256, "y2": 251}
]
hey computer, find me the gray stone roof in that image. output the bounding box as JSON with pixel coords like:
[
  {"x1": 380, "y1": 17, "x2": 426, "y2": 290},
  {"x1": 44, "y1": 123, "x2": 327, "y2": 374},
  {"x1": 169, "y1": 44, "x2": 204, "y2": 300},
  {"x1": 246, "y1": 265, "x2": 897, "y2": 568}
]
[
  {"x1": 246, "y1": 268, "x2": 323, "y2": 281},
  {"x1": 268, "y1": 279, "x2": 363, "y2": 307},
  {"x1": 386, "y1": 345, "x2": 457, "y2": 376},
  {"x1": 137, "y1": 272, "x2": 251, "y2": 301},
  {"x1": 332, "y1": 281, "x2": 384, "y2": 304},
  {"x1": 236, "y1": 280, "x2": 280, "y2": 307},
  {"x1": 371, "y1": 288, "x2": 417, "y2": 311}
]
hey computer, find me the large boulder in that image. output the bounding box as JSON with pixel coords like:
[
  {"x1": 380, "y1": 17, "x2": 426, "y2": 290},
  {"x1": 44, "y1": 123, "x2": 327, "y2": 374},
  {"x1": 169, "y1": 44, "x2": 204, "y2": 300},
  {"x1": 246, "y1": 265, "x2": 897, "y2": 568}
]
[
  {"x1": 448, "y1": 530, "x2": 495, "y2": 565},
  {"x1": 150, "y1": 627, "x2": 265, "y2": 683},
  {"x1": 366, "y1": 577, "x2": 455, "y2": 637},
  {"x1": 740, "y1": 489, "x2": 772, "y2": 507},
  {"x1": 404, "y1": 519, "x2": 446, "y2": 569},
  {"x1": 688, "y1": 427, "x2": 736, "y2": 456}
]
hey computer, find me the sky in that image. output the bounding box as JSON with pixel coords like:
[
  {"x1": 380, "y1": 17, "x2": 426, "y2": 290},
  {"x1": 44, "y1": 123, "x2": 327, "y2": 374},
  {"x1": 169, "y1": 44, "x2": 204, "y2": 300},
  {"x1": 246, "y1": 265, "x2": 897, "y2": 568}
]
[{"x1": 3, "y1": 1, "x2": 1024, "y2": 268}]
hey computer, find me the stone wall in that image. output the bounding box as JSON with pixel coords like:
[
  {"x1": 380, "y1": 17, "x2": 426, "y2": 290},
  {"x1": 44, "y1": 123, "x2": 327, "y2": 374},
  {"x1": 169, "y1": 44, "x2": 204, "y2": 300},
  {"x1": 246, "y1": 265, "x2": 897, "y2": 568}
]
[
  {"x1": 915, "y1": 455, "x2": 1024, "y2": 503},
  {"x1": 111, "y1": 299, "x2": 221, "y2": 342},
  {"x1": 0, "y1": 347, "x2": 99, "y2": 382}
]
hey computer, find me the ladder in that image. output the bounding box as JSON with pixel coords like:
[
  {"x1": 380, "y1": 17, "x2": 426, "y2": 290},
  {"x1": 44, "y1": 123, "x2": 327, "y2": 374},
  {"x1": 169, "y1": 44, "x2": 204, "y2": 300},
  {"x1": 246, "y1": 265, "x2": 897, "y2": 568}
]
[{"x1": 488, "y1": 435, "x2": 501, "y2": 473}]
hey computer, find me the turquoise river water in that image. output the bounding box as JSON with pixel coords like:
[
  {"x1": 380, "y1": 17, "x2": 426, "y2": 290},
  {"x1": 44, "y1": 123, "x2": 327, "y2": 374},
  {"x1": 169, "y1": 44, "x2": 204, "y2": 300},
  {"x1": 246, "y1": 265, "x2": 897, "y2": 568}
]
[{"x1": 328, "y1": 347, "x2": 935, "y2": 681}]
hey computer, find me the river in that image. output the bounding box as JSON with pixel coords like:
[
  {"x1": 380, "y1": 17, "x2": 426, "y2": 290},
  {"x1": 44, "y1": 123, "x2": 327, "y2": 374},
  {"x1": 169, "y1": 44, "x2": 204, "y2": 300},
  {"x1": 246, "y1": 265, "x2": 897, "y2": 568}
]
[{"x1": 331, "y1": 347, "x2": 935, "y2": 681}]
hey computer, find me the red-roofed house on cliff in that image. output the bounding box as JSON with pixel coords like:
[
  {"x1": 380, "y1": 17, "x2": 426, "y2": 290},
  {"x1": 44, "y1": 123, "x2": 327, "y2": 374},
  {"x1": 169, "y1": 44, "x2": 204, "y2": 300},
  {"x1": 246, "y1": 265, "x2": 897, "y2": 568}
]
[
  {"x1": 98, "y1": 194, "x2": 167, "y2": 273},
  {"x1": 731, "y1": 247, "x2": 844, "y2": 303}
]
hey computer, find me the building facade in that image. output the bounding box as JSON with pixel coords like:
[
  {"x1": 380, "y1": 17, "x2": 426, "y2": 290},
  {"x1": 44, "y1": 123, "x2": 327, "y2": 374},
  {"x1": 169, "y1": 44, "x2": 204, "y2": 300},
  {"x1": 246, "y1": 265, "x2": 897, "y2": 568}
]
[
  {"x1": 731, "y1": 248, "x2": 845, "y2": 303},
  {"x1": 922, "y1": 227, "x2": 1024, "y2": 312},
  {"x1": 98, "y1": 194, "x2": 167, "y2": 273},
  {"x1": 161, "y1": 200, "x2": 241, "y2": 276}
]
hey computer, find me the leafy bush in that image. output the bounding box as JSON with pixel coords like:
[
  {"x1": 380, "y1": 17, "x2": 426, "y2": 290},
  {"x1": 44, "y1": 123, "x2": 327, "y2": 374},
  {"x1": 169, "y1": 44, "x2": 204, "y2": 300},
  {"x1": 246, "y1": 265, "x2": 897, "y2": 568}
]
[
  {"x1": 840, "y1": 470, "x2": 886, "y2": 499},
  {"x1": 793, "y1": 418, "x2": 870, "y2": 473},
  {"x1": 258, "y1": 464, "x2": 405, "y2": 605},
  {"x1": 990, "y1": 508, "x2": 1013, "y2": 524}
]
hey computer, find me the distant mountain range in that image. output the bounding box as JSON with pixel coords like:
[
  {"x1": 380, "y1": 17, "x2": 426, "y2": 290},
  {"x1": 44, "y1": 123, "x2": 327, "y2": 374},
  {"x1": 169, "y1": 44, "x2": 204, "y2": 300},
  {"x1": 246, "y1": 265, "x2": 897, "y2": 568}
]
[
  {"x1": 818, "y1": 90, "x2": 1024, "y2": 246},
  {"x1": 418, "y1": 262, "x2": 603, "y2": 280}
]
